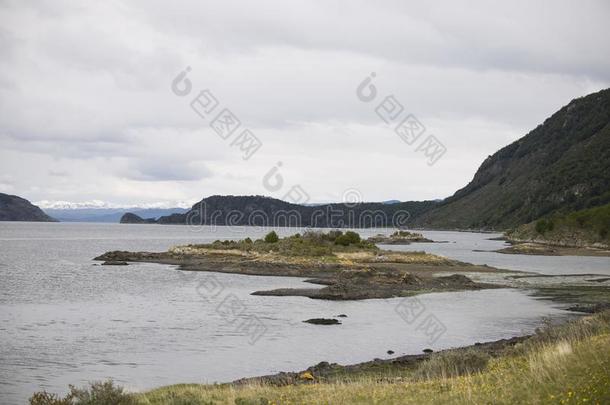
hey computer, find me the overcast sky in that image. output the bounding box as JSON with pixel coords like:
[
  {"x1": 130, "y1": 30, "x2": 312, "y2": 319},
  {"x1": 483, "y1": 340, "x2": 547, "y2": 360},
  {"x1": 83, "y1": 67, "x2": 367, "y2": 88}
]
[{"x1": 1, "y1": 0, "x2": 609, "y2": 207}]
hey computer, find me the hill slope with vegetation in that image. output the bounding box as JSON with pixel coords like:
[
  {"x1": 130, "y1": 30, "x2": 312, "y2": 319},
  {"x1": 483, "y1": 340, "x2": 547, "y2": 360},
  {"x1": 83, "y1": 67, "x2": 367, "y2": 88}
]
[
  {"x1": 415, "y1": 88, "x2": 610, "y2": 230},
  {"x1": 507, "y1": 202, "x2": 610, "y2": 248}
]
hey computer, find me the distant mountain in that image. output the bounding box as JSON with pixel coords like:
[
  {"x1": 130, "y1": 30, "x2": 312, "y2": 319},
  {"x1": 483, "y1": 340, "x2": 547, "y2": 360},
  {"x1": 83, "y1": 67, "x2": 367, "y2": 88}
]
[
  {"x1": 0, "y1": 193, "x2": 56, "y2": 222},
  {"x1": 121, "y1": 195, "x2": 437, "y2": 228},
  {"x1": 414, "y1": 88, "x2": 610, "y2": 230},
  {"x1": 44, "y1": 208, "x2": 188, "y2": 223},
  {"x1": 35, "y1": 199, "x2": 193, "y2": 210}
]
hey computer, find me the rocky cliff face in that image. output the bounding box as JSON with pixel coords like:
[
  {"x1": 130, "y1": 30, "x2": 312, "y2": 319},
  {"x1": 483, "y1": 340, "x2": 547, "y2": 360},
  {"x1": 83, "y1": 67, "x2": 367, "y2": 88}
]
[
  {"x1": 0, "y1": 193, "x2": 56, "y2": 222},
  {"x1": 414, "y1": 88, "x2": 610, "y2": 230}
]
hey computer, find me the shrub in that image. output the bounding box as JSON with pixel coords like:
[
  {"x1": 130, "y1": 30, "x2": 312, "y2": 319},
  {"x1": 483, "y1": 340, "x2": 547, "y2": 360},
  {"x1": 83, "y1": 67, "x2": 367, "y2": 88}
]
[
  {"x1": 535, "y1": 219, "x2": 549, "y2": 234},
  {"x1": 29, "y1": 392, "x2": 70, "y2": 405},
  {"x1": 243, "y1": 237, "x2": 253, "y2": 244},
  {"x1": 334, "y1": 234, "x2": 350, "y2": 246},
  {"x1": 344, "y1": 231, "x2": 361, "y2": 244},
  {"x1": 335, "y1": 231, "x2": 361, "y2": 246},
  {"x1": 264, "y1": 231, "x2": 279, "y2": 243},
  {"x1": 30, "y1": 380, "x2": 134, "y2": 405},
  {"x1": 67, "y1": 381, "x2": 133, "y2": 405}
]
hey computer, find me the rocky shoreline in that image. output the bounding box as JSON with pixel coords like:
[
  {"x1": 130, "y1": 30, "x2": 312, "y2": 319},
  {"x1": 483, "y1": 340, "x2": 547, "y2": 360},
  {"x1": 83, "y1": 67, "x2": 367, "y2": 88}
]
[
  {"x1": 230, "y1": 309, "x2": 610, "y2": 389},
  {"x1": 232, "y1": 334, "x2": 531, "y2": 386},
  {"x1": 251, "y1": 272, "x2": 498, "y2": 300}
]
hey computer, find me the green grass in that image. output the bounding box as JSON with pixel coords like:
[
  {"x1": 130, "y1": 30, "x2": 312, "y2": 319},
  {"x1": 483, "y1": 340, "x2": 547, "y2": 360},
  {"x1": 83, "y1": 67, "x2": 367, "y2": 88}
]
[
  {"x1": 186, "y1": 230, "x2": 378, "y2": 258},
  {"x1": 509, "y1": 202, "x2": 610, "y2": 247}
]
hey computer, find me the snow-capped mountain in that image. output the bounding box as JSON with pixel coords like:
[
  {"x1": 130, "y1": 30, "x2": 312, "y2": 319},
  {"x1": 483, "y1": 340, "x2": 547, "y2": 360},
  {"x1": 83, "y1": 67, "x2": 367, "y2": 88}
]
[
  {"x1": 34, "y1": 200, "x2": 193, "y2": 222},
  {"x1": 34, "y1": 200, "x2": 194, "y2": 210}
]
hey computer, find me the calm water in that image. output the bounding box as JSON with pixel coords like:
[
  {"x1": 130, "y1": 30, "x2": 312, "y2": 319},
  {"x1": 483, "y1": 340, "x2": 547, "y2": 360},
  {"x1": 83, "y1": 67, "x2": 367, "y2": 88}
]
[
  {"x1": 1, "y1": 223, "x2": 601, "y2": 403},
  {"x1": 385, "y1": 230, "x2": 610, "y2": 276}
]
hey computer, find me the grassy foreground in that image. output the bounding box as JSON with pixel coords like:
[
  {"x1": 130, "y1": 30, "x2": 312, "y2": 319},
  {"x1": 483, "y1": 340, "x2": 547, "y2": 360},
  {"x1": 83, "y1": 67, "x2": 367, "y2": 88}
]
[{"x1": 32, "y1": 311, "x2": 610, "y2": 405}]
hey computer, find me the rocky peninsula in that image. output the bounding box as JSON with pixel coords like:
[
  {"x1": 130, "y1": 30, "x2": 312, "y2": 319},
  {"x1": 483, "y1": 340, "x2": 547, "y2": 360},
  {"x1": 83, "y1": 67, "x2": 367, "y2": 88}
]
[{"x1": 94, "y1": 230, "x2": 502, "y2": 300}]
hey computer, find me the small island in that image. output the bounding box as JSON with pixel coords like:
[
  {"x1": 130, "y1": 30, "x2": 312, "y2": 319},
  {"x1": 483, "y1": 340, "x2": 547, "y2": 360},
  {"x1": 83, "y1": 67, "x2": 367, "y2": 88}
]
[
  {"x1": 367, "y1": 230, "x2": 434, "y2": 245},
  {"x1": 94, "y1": 230, "x2": 501, "y2": 300}
]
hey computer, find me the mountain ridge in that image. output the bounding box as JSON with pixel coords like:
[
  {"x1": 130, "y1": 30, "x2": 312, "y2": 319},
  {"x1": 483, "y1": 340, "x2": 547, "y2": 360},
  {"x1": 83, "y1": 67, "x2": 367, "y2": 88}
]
[{"x1": 122, "y1": 195, "x2": 438, "y2": 228}]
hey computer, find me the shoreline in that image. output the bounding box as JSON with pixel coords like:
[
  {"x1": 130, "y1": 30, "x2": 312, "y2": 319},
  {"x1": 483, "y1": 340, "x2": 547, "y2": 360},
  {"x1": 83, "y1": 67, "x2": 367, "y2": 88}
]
[
  {"x1": 232, "y1": 301, "x2": 610, "y2": 388},
  {"x1": 130, "y1": 310, "x2": 610, "y2": 404},
  {"x1": 231, "y1": 334, "x2": 533, "y2": 387}
]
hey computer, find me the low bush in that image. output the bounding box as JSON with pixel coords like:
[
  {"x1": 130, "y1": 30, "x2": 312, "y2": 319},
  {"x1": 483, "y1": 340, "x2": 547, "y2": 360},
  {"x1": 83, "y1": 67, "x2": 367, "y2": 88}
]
[
  {"x1": 30, "y1": 380, "x2": 134, "y2": 405},
  {"x1": 335, "y1": 231, "x2": 361, "y2": 246},
  {"x1": 535, "y1": 218, "x2": 553, "y2": 234},
  {"x1": 263, "y1": 231, "x2": 279, "y2": 243}
]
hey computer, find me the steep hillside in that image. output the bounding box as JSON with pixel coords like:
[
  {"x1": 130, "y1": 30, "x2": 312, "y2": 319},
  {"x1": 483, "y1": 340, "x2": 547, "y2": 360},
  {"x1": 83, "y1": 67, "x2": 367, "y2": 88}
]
[
  {"x1": 0, "y1": 193, "x2": 56, "y2": 222},
  {"x1": 415, "y1": 88, "x2": 610, "y2": 230}
]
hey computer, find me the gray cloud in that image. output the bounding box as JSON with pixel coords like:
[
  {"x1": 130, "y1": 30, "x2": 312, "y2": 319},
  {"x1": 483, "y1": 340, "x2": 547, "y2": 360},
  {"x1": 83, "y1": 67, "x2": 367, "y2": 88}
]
[
  {"x1": 0, "y1": 0, "x2": 608, "y2": 204},
  {"x1": 124, "y1": 160, "x2": 212, "y2": 182}
]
